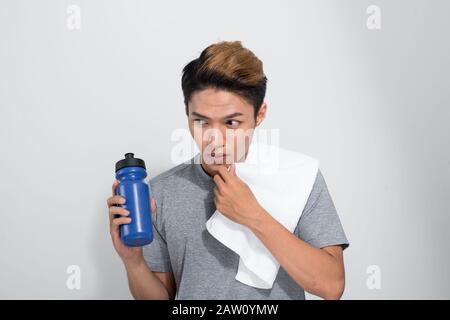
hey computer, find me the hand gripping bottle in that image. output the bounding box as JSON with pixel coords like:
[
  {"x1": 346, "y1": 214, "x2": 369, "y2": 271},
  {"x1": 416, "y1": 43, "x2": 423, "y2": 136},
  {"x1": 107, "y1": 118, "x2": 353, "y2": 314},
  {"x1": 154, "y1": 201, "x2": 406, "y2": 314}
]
[{"x1": 115, "y1": 153, "x2": 153, "y2": 246}]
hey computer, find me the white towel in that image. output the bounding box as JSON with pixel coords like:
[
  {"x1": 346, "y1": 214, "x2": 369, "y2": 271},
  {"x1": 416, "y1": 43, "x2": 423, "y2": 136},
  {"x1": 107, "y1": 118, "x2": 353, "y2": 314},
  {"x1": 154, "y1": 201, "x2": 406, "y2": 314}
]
[{"x1": 205, "y1": 140, "x2": 319, "y2": 289}]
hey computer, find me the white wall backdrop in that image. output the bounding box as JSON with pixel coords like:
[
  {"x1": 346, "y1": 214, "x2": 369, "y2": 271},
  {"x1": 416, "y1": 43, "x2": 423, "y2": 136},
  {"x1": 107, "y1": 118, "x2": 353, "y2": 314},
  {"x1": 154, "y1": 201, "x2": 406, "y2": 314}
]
[{"x1": 1, "y1": 0, "x2": 449, "y2": 299}]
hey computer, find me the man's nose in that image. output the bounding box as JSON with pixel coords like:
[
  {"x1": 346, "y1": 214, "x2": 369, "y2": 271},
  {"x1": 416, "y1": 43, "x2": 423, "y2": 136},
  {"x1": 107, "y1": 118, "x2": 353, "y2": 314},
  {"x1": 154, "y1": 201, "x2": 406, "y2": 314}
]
[{"x1": 205, "y1": 126, "x2": 228, "y2": 143}]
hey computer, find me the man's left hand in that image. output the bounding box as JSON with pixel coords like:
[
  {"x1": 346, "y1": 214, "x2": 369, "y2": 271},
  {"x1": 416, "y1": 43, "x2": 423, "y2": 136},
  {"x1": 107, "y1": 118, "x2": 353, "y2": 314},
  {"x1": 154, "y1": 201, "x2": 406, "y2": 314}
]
[{"x1": 213, "y1": 164, "x2": 265, "y2": 227}]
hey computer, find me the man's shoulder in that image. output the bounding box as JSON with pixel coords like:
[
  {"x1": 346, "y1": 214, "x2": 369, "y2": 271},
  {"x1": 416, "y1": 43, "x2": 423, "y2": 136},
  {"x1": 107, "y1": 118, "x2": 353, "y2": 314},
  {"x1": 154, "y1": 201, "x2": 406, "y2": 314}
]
[
  {"x1": 148, "y1": 158, "x2": 194, "y2": 190},
  {"x1": 302, "y1": 169, "x2": 327, "y2": 214}
]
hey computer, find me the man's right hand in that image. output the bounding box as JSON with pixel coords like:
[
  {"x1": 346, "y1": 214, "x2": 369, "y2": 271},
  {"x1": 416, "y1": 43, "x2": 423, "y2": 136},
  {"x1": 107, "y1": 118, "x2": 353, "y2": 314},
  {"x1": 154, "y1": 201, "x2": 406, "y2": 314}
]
[{"x1": 106, "y1": 179, "x2": 157, "y2": 268}]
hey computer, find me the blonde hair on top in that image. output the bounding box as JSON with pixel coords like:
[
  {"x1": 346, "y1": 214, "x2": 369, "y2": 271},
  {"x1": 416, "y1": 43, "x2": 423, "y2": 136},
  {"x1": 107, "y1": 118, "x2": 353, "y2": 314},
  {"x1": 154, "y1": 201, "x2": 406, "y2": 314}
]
[
  {"x1": 181, "y1": 41, "x2": 267, "y2": 118},
  {"x1": 198, "y1": 41, "x2": 266, "y2": 86}
]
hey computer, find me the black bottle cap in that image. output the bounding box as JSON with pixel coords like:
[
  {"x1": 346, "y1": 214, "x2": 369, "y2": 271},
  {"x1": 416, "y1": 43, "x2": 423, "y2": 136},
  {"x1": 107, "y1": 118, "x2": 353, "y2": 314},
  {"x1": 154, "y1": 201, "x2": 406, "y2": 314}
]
[{"x1": 115, "y1": 153, "x2": 146, "y2": 172}]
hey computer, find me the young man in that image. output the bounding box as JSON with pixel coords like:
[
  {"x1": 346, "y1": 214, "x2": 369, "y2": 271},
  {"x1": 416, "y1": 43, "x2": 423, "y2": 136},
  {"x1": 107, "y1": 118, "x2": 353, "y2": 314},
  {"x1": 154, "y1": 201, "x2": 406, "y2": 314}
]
[{"x1": 106, "y1": 41, "x2": 349, "y2": 300}]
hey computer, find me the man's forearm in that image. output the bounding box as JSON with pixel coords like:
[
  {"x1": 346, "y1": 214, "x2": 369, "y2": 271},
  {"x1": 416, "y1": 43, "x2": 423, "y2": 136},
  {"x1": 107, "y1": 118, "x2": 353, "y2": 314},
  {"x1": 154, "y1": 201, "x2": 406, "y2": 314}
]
[
  {"x1": 247, "y1": 209, "x2": 345, "y2": 299},
  {"x1": 124, "y1": 259, "x2": 170, "y2": 300}
]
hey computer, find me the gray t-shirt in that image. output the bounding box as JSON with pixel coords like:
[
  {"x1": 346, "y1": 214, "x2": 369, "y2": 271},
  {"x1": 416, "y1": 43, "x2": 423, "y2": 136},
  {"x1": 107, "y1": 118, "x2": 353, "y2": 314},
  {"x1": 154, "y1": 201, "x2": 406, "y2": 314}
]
[{"x1": 143, "y1": 156, "x2": 349, "y2": 300}]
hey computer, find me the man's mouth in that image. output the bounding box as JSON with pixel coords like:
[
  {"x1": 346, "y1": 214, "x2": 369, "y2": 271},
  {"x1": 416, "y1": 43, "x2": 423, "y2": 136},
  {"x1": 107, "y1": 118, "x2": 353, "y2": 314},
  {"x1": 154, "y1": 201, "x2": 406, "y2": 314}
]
[
  {"x1": 211, "y1": 154, "x2": 229, "y2": 163},
  {"x1": 211, "y1": 152, "x2": 227, "y2": 158},
  {"x1": 207, "y1": 151, "x2": 231, "y2": 164}
]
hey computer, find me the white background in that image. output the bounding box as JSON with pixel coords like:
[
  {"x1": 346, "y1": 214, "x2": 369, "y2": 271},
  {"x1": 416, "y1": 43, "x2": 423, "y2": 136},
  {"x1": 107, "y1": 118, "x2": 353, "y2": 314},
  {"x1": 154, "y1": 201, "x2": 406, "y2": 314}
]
[{"x1": 0, "y1": 0, "x2": 449, "y2": 299}]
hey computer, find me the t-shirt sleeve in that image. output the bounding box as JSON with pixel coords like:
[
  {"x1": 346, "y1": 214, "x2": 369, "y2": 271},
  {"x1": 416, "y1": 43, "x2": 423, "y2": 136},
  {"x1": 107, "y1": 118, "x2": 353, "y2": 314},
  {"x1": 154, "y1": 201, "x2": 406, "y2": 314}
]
[
  {"x1": 294, "y1": 169, "x2": 349, "y2": 250},
  {"x1": 142, "y1": 179, "x2": 173, "y2": 273}
]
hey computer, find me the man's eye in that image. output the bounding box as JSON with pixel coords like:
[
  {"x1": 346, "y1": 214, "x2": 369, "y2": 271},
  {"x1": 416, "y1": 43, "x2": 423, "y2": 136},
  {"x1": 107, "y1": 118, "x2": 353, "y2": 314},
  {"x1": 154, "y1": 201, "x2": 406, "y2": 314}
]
[
  {"x1": 226, "y1": 120, "x2": 241, "y2": 126},
  {"x1": 193, "y1": 119, "x2": 207, "y2": 126}
]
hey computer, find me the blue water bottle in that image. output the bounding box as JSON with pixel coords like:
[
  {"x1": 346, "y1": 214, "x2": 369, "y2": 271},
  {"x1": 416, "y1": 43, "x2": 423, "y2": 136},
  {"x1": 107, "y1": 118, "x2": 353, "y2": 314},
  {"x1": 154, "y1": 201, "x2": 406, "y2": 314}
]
[{"x1": 115, "y1": 153, "x2": 153, "y2": 246}]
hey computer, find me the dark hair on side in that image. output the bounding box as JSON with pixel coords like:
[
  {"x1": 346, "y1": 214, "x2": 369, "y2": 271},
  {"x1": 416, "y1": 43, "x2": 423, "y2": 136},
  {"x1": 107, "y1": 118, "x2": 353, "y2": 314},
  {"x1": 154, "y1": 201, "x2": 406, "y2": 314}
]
[{"x1": 181, "y1": 41, "x2": 267, "y2": 118}]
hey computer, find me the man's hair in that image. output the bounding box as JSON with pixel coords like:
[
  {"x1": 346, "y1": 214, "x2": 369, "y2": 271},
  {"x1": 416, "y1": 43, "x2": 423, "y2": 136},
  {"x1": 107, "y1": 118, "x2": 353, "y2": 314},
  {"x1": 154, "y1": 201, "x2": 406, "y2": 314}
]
[{"x1": 181, "y1": 41, "x2": 267, "y2": 118}]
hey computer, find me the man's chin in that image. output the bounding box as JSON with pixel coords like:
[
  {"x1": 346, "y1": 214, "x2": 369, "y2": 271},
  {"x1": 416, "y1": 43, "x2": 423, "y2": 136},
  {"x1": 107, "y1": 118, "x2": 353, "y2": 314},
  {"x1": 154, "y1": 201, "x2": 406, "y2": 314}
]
[
  {"x1": 201, "y1": 161, "x2": 233, "y2": 177},
  {"x1": 201, "y1": 156, "x2": 234, "y2": 166},
  {"x1": 204, "y1": 162, "x2": 233, "y2": 169}
]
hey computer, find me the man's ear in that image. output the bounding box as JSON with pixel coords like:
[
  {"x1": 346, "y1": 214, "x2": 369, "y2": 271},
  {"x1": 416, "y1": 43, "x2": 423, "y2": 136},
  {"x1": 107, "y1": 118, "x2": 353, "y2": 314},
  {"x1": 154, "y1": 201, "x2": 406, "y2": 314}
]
[{"x1": 255, "y1": 102, "x2": 267, "y2": 126}]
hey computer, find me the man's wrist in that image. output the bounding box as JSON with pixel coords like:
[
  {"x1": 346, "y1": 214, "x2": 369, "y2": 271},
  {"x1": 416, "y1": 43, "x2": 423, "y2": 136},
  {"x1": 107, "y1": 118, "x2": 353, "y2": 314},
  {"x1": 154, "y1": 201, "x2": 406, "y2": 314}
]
[
  {"x1": 123, "y1": 256, "x2": 146, "y2": 271},
  {"x1": 246, "y1": 207, "x2": 272, "y2": 236}
]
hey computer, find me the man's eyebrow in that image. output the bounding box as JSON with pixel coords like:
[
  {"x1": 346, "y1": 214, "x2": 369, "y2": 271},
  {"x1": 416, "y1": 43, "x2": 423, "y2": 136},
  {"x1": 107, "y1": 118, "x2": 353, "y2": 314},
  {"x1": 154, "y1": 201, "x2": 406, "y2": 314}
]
[
  {"x1": 223, "y1": 112, "x2": 244, "y2": 119},
  {"x1": 190, "y1": 111, "x2": 244, "y2": 120},
  {"x1": 190, "y1": 112, "x2": 210, "y2": 119}
]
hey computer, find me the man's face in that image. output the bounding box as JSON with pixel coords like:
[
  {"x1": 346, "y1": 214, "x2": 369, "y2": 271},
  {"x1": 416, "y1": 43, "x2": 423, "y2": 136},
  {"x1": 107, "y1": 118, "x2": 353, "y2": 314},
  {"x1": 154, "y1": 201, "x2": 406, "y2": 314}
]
[{"x1": 187, "y1": 88, "x2": 266, "y2": 176}]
